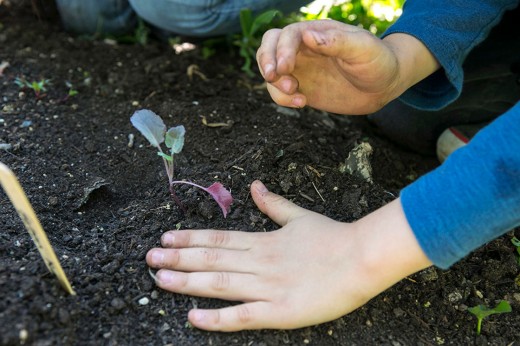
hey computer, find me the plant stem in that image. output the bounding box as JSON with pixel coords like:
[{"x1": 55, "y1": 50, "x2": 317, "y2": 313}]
[
  {"x1": 476, "y1": 318, "x2": 482, "y2": 335},
  {"x1": 171, "y1": 180, "x2": 207, "y2": 191},
  {"x1": 169, "y1": 183, "x2": 186, "y2": 214}
]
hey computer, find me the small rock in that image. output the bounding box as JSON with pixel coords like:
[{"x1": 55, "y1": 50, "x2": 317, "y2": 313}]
[
  {"x1": 48, "y1": 196, "x2": 59, "y2": 206},
  {"x1": 19, "y1": 329, "x2": 28, "y2": 343},
  {"x1": 138, "y1": 297, "x2": 150, "y2": 306},
  {"x1": 160, "y1": 323, "x2": 171, "y2": 332},
  {"x1": 448, "y1": 291, "x2": 463, "y2": 303},
  {"x1": 419, "y1": 267, "x2": 438, "y2": 282},
  {"x1": 340, "y1": 142, "x2": 373, "y2": 183},
  {"x1": 0, "y1": 143, "x2": 12, "y2": 150}
]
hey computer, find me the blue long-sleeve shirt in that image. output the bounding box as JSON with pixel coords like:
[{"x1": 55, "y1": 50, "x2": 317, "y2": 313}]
[{"x1": 382, "y1": 0, "x2": 520, "y2": 268}]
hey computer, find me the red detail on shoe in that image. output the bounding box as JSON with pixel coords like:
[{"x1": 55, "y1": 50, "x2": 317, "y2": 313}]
[{"x1": 449, "y1": 127, "x2": 470, "y2": 144}]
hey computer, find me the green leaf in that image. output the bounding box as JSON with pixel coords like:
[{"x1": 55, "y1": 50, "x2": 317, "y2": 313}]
[
  {"x1": 165, "y1": 125, "x2": 185, "y2": 155},
  {"x1": 511, "y1": 236, "x2": 520, "y2": 247},
  {"x1": 239, "y1": 8, "x2": 253, "y2": 37},
  {"x1": 468, "y1": 300, "x2": 512, "y2": 319},
  {"x1": 250, "y1": 10, "x2": 281, "y2": 37},
  {"x1": 157, "y1": 152, "x2": 173, "y2": 162},
  {"x1": 468, "y1": 300, "x2": 512, "y2": 335},
  {"x1": 130, "y1": 109, "x2": 166, "y2": 148}
]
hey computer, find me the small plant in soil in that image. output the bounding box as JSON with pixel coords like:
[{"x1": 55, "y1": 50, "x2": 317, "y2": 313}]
[
  {"x1": 468, "y1": 300, "x2": 512, "y2": 335},
  {"x1": 14, "y1": 76, "x2": 50, "y2": 99},
  {"x1": 235, "y1": 8, "x2": 280, "y2": 77},
  {"x1": 130, "y1": 109, "x2": 233, "y2": 217}
]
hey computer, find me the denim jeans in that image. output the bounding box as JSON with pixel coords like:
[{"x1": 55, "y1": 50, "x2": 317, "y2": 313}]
[{"x1": 55, "y1": 0, "x2": 309, "y2": 36}]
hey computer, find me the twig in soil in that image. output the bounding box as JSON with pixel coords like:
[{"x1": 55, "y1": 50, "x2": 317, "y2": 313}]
[
  {"x1": 299, "y1": 191, "x2": 315, "y2": 202},
  {"x1": 311, "y1": 182, "x2": 325, "y2": 202}
]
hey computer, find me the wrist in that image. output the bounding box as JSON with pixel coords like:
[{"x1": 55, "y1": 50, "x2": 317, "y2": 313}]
[
  {"x1": 382, "y1": 33, "x2": 440, "y2": 101},
  {"x1": 353, "y1": 198, "x2": 432, "y2": 294}
]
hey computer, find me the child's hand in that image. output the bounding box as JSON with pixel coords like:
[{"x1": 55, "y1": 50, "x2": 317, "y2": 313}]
[
  {"x1": 256, "y1": 20, "x2": 439, "y2": 115},
  {"x1": 146, "y1": 181, "x2": 431, "y2": 331}
]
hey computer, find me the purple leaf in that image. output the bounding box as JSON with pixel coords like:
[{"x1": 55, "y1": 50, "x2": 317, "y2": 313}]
[
  {"x1": 204, "y1": 182, "x2": 233, "y2": 218},
  {"x1": 170, "y1": 180, "x2": 233, "y2": 218}
]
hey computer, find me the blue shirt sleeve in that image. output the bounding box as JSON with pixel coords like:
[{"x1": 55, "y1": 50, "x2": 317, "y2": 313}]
[
  {"x1": 401, "y1": 103, "x2": 520, "y2": 269},
  {"x1": 381, "y1": 0, "x2": 519, "y2": 110}
]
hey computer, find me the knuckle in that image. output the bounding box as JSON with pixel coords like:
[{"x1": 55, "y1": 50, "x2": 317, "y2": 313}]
[
  {"x1": 203, "y1": 248, "x2": 221, "y2": 267},
  {"x1": 236, "y1": 305, "x2": 253, "y2": 324},
  {"x1": 211, "y1": 272, "x2": 230, "y2": 291},
  {"x1": 209, "y1": 230, "x2": 229, "y2": 247}
]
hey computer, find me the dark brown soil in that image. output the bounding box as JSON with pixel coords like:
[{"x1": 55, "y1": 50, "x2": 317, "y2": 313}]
[{"x1": 1, "y1": 4, "x2": 519, "y2": 346}]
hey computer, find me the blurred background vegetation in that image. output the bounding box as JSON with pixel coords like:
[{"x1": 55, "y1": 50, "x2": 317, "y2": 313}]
[
  {"x1": 292, "y1": 0, "x2": 404, "y2": 35},
  {"x1": 231, "y1": 0, "x2": 405, "y2": 75}
]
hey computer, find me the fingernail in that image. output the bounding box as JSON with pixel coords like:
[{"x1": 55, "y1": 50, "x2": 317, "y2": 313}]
[
  {"x1": 192, "y1": 310, "x2": 205, "y2": 322},
  {"x1": 263, "y1": 64, "x2": 274, "y2": 77},
  {"x1": 162, "y1": 232, "x2": 175, "y2": 246},
  {"x1": 151, "y1": 250, "x2": 164, "y2": 265},
  {"x1": 157, "y1": 270, "x2": 174, "y2": 283},
  {"x1": 255, "y1": 181, "x2": 268, "y2": 194},
  {"x1": 292, "y1": 96, "x2": 305, "y2": 108}
]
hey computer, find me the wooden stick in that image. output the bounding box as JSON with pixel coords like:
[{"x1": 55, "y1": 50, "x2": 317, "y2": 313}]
[{"x1": 0, "y1": 162, "x2": 75, "y2": 295}]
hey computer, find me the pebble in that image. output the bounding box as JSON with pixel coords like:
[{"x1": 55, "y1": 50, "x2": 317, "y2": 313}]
[
  {"x1": 448, "y1": 291, "x2": 463, "y2": 303},
  {"x1": 138, "y1": 297, "x2": 150, "y2": 306},
  {"x1": 419, "y1": 267, "x2": 439, "y2": 282}
]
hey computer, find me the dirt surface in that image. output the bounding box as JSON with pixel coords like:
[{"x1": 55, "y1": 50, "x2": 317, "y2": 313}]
[{"x1": 1, "y1": 5, "x2": 519, "y2": 346}]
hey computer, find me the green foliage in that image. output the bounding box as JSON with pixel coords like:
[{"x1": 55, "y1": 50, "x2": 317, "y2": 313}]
[
  {"x1": 300, "y1": 0, "x2": 404, "y2": 36},
  {"x1": 65, "y1": 81, "x2": 78, "y2": 97},
  {"x1": 113, "y1": 18, "x2": 150, "y2": 45},
  {"x1": 235, "y1": 8, "x2": 281, "y2": 76},
  {"x1": 468, "y1": 300, "x2": 512, "y2": 335},
  {"x1": 14, "y1": 77, "x2": 51, "y2": 98}
]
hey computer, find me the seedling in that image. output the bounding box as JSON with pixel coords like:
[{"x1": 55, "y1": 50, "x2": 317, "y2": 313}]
[
  {"x1": 65, "y1": 81, "x2": 78, "y2": 97},
  {"x1": 468, "y1": 300, "x2": 512, "y2": 335},
  {"x1": 130, "y1": 109, "x2": 233, "y2": 217},
  {"x1": 235, "y1": 8, "x2": 281, "y2": 77},
  {"x1": 15, "y1": 77, "x2": 50, "y2": 99}
]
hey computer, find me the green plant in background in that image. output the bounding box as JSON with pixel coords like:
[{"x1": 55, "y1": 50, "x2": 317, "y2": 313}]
[
  {"x1": 14, "y1": 77, "x2": 51, "y2": 98},
  {"x1": 107, "y1": 18, "x2": 150, "y2": 45},
  {"x1": 468, "y1": 300, "x2": 512, "y2": 335},
  {"x1": 235, "y1": 8, "x2": 281, "y2": 76},
  {"x1": 300, "y1": 0, "x2": 403, "y2": 36}
]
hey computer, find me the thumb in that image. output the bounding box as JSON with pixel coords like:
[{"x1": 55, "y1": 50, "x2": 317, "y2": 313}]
[
  {"x1": 302, "y1": 27, "x2": 376, "y2": 62},
  {"x1": 250, "y1": 180, "x2": 308, "y2": 226}
]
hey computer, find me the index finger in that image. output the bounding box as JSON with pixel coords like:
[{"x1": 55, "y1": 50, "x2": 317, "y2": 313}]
[{"x1": 256, "y1": 28, "x2": 283, "y2": 82}]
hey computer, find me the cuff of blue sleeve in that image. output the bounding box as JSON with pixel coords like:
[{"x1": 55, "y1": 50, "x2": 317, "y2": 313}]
[{"x1": 381, "y1": 28, "x2": 463, "y2": 111}]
